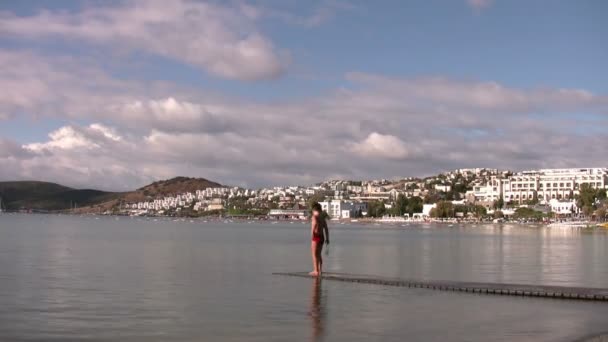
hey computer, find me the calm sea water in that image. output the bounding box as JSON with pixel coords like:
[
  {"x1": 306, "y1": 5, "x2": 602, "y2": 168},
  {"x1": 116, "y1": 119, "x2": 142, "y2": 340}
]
[{"x1": 1, "y1": 214, "x2": 607, "y2": 341}]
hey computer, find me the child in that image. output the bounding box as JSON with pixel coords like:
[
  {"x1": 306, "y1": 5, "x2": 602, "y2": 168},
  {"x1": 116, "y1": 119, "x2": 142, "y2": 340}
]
[{"x1": 309, "y1": 203, "x2": 329, "y2": 276}]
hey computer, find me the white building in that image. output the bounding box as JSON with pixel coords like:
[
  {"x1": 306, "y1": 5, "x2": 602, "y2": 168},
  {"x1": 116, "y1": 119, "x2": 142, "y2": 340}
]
[
  {"x1": 434, "y1": 184, "x2": 452, "y2": 192},
  {"x1": 467, "y1": 176, "x2": 503, "y2": 202},
  {"x1": 422, "y1": 204, "x2": 436, "y2": 217},
  {"x1": 548, "y1": 199, "x2": 578, "y2": 215},
  {"x1": 504, "y1": 168, "x2": 608, "y2": 203},
  {"x1": 468, "y1": 168, "x2": 608, "y2": 204},
  {"x1": 320, "y1": 200, "x2": 367, "y2": 219}
]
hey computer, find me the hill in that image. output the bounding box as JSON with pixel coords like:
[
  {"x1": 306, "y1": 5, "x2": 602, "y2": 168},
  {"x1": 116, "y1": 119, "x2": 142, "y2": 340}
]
[
  {"x1": 129, "y1": 176, "x2": 223, "y2": 202},
  {"x1": 0, "y1": 181, "x2": 120, "y2": 211},
  {"x1": 0, "y1": 177, "x2": 223, "y2": 212}
]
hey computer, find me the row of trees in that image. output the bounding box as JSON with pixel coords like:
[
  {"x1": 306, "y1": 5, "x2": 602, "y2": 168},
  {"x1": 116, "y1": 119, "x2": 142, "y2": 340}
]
[
  {"x1": 428, "y1": 201, "x2": 487, "y2": 219},
  {"x1": 428, "y1": 202, "x2": 550, "y2": 221},
  {"x1": 390, "y1": 195, "x2": 423, "y2": 217},
  {"x1": 511, "y1": 207, "x2": 545, "y2": 220},
  {"x1": 367, "y1": 195, "x2": 425, "y2": 218}
]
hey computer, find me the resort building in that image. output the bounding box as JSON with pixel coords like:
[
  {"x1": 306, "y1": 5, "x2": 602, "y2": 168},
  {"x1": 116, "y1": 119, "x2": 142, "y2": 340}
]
[{"x1": 468, "y1": 168, "x2": 608, "y2": 205}]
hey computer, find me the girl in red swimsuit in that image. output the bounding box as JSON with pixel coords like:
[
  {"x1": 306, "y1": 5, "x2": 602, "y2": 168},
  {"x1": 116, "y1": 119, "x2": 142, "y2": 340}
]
[{"x1": 310, "y1": 202, "x2": 329, "y2": 276}]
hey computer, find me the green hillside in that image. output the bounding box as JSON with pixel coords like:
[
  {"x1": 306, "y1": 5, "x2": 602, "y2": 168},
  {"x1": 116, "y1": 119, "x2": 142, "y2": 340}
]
[{"x1": 0, "y1": 181, "x2": 120, "y2": 211}]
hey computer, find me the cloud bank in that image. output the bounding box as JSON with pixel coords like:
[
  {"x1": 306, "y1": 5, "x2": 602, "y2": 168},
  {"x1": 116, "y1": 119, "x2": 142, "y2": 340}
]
[
  {"x1": 0, "y1": 2, "x2": 606, "y2": 190},
  {"x1": 0, "y1": 0, "x2": 288, "y2": 81},
  {"x1": 1, "y1": 49, "x2": 606, "y2": 190}
]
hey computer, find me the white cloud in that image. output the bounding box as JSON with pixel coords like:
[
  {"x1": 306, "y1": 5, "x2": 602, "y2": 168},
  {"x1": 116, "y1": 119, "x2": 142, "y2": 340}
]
[
  {"x1": 350, "y1": 133, "x2": 415, "y2": 160},
  {"x1": 113, "y1": 97, "x2": 235, "y2": 133},
  {"x1": 23, "y1": 125, "x2": 118, "y2": 152},
  {"x1": 0, "y1": 0, "x2": 288, "y2": 81},
  {"x1": 89, "y1": 124, "x2": 122, "y2": 142}
]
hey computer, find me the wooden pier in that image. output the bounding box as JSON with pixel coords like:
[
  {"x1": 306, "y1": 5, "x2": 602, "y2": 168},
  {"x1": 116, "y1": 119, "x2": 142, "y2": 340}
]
[{"x1": 273, "y1": 272, "x2": 608, "y2": 301}]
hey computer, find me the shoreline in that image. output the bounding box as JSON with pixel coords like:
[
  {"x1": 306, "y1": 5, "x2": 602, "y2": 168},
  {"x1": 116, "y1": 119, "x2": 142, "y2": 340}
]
[{"x1": 3, "y1": 211, "x2": 607, "y2": 229}]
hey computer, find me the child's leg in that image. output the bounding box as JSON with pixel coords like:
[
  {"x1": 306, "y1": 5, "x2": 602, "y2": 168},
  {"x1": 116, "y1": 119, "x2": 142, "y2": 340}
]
[
  {"x1": 316, "y1": 244, "x2": 323, "y2": 275},
  {"x1": 309, "y1": 242, "x2": 319, "y2": 275}
]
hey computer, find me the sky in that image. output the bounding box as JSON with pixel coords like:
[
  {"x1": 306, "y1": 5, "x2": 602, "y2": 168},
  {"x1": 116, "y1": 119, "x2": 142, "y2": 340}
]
[{"x1": 0, "y1": 0, "x2": 607, "y2": 190}]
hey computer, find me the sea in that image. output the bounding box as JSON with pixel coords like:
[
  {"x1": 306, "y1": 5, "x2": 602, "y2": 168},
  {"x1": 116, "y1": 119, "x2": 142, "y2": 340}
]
[{"x1": 1, "y1": 214, "x2": 607, "y2": 341}]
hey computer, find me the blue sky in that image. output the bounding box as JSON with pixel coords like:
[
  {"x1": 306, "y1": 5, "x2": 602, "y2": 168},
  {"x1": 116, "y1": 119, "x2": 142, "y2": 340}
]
[{"x1": 0, "y1": 0, "x2": 606, "y2": 189}]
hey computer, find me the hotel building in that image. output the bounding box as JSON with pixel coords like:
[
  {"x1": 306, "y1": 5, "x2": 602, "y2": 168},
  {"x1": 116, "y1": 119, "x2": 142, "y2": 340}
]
[{"x1": 469, "y1": 168, "x2": 608, "y2": 204}]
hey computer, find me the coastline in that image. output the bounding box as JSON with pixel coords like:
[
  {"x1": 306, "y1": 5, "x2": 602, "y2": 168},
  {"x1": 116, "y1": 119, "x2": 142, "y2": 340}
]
[{"x1": 3, "y1": 211, "x2": 607, "y2": 230}]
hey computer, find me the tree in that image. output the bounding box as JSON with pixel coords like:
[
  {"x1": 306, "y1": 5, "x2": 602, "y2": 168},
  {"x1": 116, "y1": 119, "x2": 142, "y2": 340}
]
[
  {"x1": 582, "y1": 205, "x2": 594, "y2": 217},
  {"x1": 597, "y1": 189, "x2": 607, "y2": 202},
  {"x1": 493, "y1": 210, "x2": 504, "y2": 219},
  {"x1": 473, "y1": 205, "x2": 487, "y2": 218},
  {"x1": 577, "y1": 184, "x2": 597, "y2": 210},
  {"x1": 376, "y1": 202, "x2": 386, "y2": 217},
  {"x1": 493, "y1": 196, "x2": 504, "y2": 210},
  {"x1": 451, "y1": 181, "x2": 468, "y2": 195},
  {"x1": 406, "y1": 196, "x2": 423, "y2": 215},
  {"x1": 595, "y1": 206, "x2": 607, "y2": 221},
  {"x1": 430, "y1": 201, "x2": 454, "y2": 218},
  {"x1": 576, "y1": 184, "x2": 608, "y2": 218},
  {"x1": 392, "y1": 194, "x2": 408, "y2": 216},
  {"x1": 367, "y1": 200, "x2": 387, "y2": 217},
  {"x1": 406, "y1": 183, "x2": 419, "y2": 191},
  {"x1": 454, "y1": 204, "x2": 468, "y2": 216},
  {"x1": 513, "y1": 207, "x2": 544, "y2": 220}
]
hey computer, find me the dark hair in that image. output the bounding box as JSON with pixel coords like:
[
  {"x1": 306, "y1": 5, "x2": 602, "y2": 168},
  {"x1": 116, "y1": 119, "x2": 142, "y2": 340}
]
[{"x1": 311, "y1": 202, "x2": 322, "y2": 212}]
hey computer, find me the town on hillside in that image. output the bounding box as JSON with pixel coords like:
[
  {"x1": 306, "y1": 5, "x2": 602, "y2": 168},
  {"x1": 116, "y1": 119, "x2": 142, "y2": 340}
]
[{"x1": 122, "y1": 168, "x2": 608, "y2": 223}]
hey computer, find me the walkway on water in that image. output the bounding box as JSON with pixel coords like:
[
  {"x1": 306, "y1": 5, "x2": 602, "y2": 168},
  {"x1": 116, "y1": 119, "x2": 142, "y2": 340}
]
[{"x1": 273, "y1": 272, "x2": 608, "y2": 302}]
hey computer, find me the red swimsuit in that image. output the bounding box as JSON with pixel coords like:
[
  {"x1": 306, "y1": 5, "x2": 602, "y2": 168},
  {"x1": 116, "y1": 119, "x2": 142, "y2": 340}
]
[
  {"x1": 312, "y1": 220, "x2": 325, "y2": 243},
  {"x1": 312, "y1": 232, "x2": 324, "y2": 244}
]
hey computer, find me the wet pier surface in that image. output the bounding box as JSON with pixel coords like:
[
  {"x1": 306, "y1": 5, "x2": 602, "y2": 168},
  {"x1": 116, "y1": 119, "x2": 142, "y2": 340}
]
[{"x1": 274, "y1": 272, "x2": 608, "y2": 301}]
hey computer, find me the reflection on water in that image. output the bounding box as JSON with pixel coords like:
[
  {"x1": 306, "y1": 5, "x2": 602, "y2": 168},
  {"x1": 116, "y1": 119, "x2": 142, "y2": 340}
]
[
  {"x1": 309, "y1": 278, "x2": 325, "y2": 342},
  {"x1": 1, "y1": 215, "x2": 608, "y2": 341},
  {"x1": 326, "y1": 224, "x2": 608, "y2": 288}
]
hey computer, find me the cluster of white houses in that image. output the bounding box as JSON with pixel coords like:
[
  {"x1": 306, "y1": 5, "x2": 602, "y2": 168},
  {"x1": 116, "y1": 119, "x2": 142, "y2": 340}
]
[
  {"x1": 129, "y1": 187, "x2": 244, "y2": 214},
  {"x1": 126, "y1": 168, "x2": 606, "y2": 218}
]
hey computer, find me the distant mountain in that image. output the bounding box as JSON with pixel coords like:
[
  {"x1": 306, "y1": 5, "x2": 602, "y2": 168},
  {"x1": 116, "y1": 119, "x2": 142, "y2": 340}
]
[
  {"x1": 0, "y1": 177, "x2": 223, "y2": 212},
  {"x1": 0, "y1": 181, "x2": 120, "y2": 211}
]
